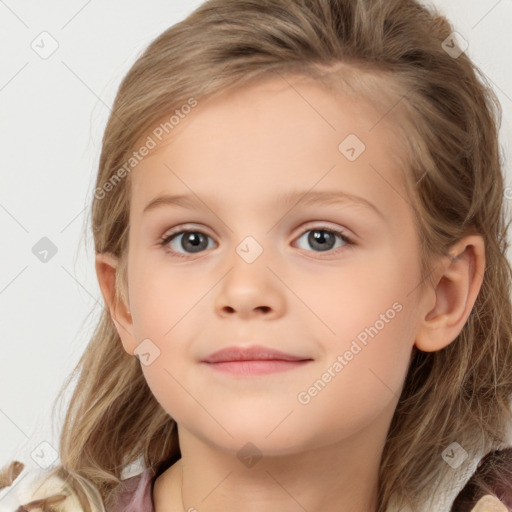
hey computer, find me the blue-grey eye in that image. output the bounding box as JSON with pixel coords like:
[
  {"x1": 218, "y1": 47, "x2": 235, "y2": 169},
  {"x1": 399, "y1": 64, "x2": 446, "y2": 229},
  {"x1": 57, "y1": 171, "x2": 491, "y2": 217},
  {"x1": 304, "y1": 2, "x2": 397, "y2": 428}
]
[
  {"x1": 295, "y1": 228, "x2": 349, "y2": 252},
  {"x1": 164, "y1": 231, "x2": 214, "y2": 254}
]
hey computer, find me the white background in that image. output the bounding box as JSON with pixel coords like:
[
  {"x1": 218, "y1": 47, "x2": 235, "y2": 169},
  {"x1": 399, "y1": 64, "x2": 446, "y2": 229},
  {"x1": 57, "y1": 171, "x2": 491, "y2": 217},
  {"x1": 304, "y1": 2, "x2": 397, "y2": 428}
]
[{"x1": 1, "y1": 0, "x2": 511, "y2": 469}]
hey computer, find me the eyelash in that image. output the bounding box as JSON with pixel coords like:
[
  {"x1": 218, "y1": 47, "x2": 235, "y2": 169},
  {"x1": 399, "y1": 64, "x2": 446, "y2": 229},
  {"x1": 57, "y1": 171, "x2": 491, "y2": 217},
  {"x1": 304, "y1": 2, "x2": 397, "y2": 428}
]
[{"x1": 158, "y1": 225, "x2": 355, "y2": 259}]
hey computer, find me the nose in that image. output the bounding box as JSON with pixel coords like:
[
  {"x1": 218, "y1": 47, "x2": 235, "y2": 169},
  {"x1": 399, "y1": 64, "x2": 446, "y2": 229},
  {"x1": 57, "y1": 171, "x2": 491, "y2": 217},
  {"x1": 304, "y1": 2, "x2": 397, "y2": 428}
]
[{"x1": 214, "y1": 253, "x2": 285, "y2": 320}]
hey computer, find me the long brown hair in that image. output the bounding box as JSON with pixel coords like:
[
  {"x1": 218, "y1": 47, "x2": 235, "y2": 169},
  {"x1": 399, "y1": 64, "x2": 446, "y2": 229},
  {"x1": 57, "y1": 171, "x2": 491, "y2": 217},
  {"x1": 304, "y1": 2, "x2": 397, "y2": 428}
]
[{"x1": 7, "y1": 1, "x2": 512, "y2": 510}]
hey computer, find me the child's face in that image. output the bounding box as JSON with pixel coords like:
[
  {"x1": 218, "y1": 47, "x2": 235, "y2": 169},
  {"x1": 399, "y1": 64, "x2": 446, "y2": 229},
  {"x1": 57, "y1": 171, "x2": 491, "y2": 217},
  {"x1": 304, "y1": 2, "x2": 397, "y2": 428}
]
[{"x1": 121, "y1": 74, "x2": 429, "y2": 455}]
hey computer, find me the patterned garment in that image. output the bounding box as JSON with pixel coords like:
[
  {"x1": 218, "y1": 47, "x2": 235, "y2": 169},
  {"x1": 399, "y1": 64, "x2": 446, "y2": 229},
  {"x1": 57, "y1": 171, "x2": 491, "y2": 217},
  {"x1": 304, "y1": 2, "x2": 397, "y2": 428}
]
[
  {"x1": 0, "y1": 461, "x2": 156, "y2": 512},
  {"x1": 0, "y1": 458, "x2": 509, "y2": 511},
  {"x1": 113, "y1": 468, "x2": 156, "y2": 512}
]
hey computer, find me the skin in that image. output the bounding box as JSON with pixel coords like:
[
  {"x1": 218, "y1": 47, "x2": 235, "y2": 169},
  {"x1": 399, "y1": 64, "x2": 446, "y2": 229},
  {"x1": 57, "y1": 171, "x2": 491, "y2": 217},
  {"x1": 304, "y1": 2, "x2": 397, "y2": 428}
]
[{"x1": 95, "y1": 73, "x2": 485, "y2": 512}]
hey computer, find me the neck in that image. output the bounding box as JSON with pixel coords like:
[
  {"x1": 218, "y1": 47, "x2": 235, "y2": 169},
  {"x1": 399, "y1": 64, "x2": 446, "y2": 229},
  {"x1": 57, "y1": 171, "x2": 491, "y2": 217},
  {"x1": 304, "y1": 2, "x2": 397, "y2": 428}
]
[{"x1": 153, "y1": 418, "x2": 388, "y2": 512}]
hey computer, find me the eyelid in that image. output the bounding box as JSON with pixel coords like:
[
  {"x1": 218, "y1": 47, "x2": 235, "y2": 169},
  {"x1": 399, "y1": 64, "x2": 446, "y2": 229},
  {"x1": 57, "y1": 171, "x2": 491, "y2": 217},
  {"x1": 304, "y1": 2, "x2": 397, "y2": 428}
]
[
  {"x1": 159, "y1": 221, "x2": 354, "y2": 243},
  {"x1": 161, "y1": 223, "x2": 217, "y2": 240},
  {"x1": 295, "y1": 220, "x2": 355, "y2": 239}
]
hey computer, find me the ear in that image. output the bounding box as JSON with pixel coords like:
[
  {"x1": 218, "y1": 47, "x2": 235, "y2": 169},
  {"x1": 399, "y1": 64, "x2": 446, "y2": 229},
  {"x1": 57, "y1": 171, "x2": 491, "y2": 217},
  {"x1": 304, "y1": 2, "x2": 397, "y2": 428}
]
[
  {"x1": 414, "y1": 234, "x2": 486, "y2": 352},
  {"x1": 95, "y1": 252, "x2": 138, "y2": 356}
]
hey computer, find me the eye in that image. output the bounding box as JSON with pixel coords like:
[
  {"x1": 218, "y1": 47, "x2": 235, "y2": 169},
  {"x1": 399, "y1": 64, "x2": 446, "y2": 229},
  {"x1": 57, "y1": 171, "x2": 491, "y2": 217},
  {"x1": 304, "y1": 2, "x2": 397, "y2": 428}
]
[
  {"x1": 158, "y1": 225, "x2": 354, "y2": 258},
  {"x1": 294, "y1": 226, "x2": 353, "y2": 254},
  {"x1": 159, "y1": 229, "x2": 216, "y2": 258}
]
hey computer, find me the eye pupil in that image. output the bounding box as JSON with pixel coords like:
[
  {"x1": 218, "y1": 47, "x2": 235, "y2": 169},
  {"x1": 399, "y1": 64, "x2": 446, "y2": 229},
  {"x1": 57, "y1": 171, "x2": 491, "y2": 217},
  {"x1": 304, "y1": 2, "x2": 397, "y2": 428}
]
[
  {"x1": 182, "y1": 232, "x2": 208, "y2": 253},
  {"x1": 308, "y1": 230, "x2": 335, "y2": 252}
]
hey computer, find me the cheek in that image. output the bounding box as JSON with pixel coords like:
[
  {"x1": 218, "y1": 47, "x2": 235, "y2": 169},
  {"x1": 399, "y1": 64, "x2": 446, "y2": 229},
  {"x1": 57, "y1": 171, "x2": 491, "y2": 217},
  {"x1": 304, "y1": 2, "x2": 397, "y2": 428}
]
[
  {"x1": 291, "y1": 250, "x2": 416, "y2": 345},
  {"x1": 300, "y1": 250, "x2": 417, "y2": 413},
  {"x1": 294, "y1": 312, "x2": 413, "y2": 446},
  {"x1": 128, "y1": 258, "x2": 207, "y2": 339}
]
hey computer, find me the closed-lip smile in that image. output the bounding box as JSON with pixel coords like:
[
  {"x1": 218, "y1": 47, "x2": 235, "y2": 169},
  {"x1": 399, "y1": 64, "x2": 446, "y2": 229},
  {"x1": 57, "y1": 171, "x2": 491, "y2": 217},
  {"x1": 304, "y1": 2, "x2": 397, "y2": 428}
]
[{"x1": 201, "y1": 345, "x2": 313, "y2": 376}]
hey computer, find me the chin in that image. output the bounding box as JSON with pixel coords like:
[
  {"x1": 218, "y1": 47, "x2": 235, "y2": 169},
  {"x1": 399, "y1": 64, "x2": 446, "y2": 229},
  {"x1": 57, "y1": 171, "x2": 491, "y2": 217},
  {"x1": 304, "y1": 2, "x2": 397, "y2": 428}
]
[{"x1": 207, "y1": 423, "x2": 310, "y2": 458}]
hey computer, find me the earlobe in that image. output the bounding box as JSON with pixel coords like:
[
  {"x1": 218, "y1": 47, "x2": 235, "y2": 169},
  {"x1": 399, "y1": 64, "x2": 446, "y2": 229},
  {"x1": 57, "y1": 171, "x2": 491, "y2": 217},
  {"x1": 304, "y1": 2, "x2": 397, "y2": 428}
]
[
  {"x1": 95, "y1": 252, "x2": 137, "y2": 355},
  {"x1": 414, "y1": 235, "x2": 486, "y2": 352}
]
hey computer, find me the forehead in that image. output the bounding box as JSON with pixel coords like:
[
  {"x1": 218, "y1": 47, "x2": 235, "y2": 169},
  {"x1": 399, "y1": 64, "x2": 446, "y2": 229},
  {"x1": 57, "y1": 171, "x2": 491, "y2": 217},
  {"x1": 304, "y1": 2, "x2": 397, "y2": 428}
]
[{"x1": 129, "y1": 74, "x2": 410, "y2": 220}]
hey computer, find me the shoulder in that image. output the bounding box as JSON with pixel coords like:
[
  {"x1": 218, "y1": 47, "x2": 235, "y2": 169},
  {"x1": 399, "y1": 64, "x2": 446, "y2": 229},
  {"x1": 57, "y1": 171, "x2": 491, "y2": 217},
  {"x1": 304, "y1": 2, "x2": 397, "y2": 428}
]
[
  {"x1": 0, "y1": 460, "x2": 84, "y2": 512},
  {"x1": 111, "y1": 467, "x2": 156, "y2": 512},
  {"x1": 452, "y1": 448, "x2": 512, "y2": 512},
  {"x1": 1, "y1": 459, "x2": 158, "y2": 512},
  {"x1": 468, "y1": 494, "x2": 509, "y2": 511}
]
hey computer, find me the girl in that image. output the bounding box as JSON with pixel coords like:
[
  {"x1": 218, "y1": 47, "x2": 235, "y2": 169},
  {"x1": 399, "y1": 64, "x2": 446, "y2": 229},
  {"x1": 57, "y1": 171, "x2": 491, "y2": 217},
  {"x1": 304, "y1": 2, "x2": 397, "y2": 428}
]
[{"x1": 1, "y1": 0, "x2": 511, "y2": 511}]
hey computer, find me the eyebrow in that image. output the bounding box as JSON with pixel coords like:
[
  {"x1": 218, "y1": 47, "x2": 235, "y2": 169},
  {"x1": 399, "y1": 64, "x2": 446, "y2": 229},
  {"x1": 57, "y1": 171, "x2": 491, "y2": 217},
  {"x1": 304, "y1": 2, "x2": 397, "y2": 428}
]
[{"x1": 142, "y1": 189, "x2": 385, "y2": 220}]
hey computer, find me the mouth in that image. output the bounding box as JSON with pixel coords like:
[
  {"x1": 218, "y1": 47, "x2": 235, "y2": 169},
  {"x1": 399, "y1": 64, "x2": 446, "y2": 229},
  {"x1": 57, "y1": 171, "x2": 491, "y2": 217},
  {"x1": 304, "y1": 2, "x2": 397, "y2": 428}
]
[{"x1": 200, "y1": 345, "x2": 313, "y2": 376}]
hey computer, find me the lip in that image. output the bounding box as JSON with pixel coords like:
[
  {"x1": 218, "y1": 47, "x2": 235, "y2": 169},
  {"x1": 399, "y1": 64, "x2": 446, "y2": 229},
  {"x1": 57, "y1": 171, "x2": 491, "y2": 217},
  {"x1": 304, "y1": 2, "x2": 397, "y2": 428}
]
[
  {"x1": 200, "y1": 345, "x2": 313, "y2": 376},
  {"x1": 201, "y1": 345, "x2": 310, "y2": 363}
]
